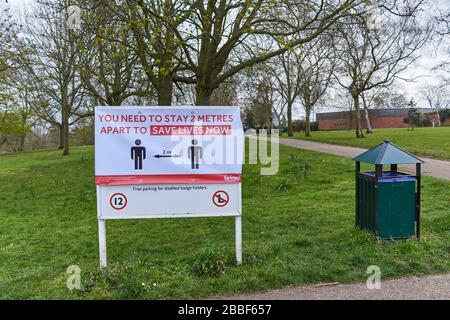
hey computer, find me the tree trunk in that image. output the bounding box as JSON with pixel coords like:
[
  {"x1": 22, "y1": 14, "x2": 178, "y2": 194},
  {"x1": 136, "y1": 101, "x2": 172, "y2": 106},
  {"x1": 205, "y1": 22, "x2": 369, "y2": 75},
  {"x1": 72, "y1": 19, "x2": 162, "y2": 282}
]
[
  {"x1": 305, "y1": 108, "x2": 311, "y2": 137},
  {"x1": 287, "y1": 100, "x2": 293, "y2": 137},
  {"x1": 353, "y1": 94, "x2": 364, "y2": 138},
  {"x1": 195, "y1": 85, "x2": 213, "y2": 106},
  {"x1": 158, "y1": 2, "x2": 175, "y2": 107},
  {"x1": 18, "y1": 112, "x2": 27, "y2": 152},
  {"x1": 62, "y1": 107, "x2": 70, "y2": 156},
  {"x1": 58, "y1": 124, "x2": 64, "y2": 149},
  {"x1": 364, "y1": 107, "x2": 373, "y2": 134},
  {"x1": 18, "y1": 135, "x2": 25, "y2": 152},
  {"x1": 157, "y1": 74, "x2": 173, "y2": 106},
  {"x1": 362, "y1": 94, "x2": 373, "y2": 134}
]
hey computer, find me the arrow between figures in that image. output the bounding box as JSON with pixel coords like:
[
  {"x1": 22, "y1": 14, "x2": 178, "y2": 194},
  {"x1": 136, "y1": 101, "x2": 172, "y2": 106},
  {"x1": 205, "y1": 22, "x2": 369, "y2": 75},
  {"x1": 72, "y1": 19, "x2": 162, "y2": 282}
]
[{"x1": 154, "y1": 154, "x2": 182, "y2": 158}]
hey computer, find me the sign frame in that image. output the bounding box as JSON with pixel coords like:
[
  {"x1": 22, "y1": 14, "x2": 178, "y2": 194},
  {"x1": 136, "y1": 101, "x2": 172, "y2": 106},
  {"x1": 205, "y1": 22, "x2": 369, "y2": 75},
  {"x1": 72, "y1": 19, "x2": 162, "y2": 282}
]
[
  {"x1": 95, "y1": 106, "x2": 243, "y2": 269},
  {"x1": 96, "y1": 184, "x2": 242, "y2": 269}
]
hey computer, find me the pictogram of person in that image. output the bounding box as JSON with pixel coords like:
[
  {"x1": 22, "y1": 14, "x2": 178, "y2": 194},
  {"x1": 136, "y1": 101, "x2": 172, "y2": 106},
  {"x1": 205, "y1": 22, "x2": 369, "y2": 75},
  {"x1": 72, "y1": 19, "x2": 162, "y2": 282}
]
[
  {"x1": 131, "y1": 139, "x2": 146, "y2": 170},
  {"x1": 188, "y1": 139, "x2": 202, "y2": 169}
]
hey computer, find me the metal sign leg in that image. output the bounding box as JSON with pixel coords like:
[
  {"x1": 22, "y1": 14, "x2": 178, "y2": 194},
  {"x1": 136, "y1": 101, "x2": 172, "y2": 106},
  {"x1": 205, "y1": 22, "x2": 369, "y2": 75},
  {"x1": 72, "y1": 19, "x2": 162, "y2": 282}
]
[
  {"x1": 235, "y1": 216, "x2": 242, "y2": 265},
  {"x1": 98, "y1": 219, "x2": 107, "y2": 269}
]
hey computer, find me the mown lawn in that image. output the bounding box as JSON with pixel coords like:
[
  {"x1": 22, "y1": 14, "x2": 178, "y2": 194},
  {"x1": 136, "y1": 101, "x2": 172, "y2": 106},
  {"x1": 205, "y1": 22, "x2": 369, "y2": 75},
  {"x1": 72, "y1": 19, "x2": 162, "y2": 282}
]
[
  {"x1": 1, "y1": 144, "x2": 450, "y2": 299},
  {"x1": 291, "y1": 127, "x2": 450, "y2": 160}
]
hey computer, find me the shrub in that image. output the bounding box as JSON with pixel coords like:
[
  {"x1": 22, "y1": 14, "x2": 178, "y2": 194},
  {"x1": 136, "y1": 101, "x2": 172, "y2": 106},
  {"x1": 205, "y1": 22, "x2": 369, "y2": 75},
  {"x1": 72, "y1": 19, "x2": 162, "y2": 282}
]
[
  {"x1": 81, "y1": 263, "x2": 148, "y2": 299},
  {"x1": 276, "y1": 179, "x2": 289, "y2": 191},
  {"x1": 292, "y1": 120, "x2": 319, "y2": 133},
  {"x1": 192, "y1": 241, "x2": 227, "y2": 277},
  {"x1": 289, "y1": 153, "x2": 312, "y2": 179}
]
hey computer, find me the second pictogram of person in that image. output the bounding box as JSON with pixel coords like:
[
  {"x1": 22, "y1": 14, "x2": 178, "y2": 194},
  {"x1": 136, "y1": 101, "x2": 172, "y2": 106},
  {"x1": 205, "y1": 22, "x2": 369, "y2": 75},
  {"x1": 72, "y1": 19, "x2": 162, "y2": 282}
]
[{"x1": 188, "y1": 139, "x2": 202, "y2": 169}]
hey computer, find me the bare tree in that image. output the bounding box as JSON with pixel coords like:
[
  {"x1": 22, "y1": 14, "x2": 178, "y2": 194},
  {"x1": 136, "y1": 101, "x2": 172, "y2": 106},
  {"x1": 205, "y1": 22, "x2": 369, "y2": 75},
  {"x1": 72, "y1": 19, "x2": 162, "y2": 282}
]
[
  {"x1": 335, "y1": 1, "x2": 430, "y2": 137},
  {"x1": 434, "y1": 2, "x2": 450, "y2": 39},
  {"x1": 420, "y1": 83, "x2": 449, "y2": 126},
  {"x1": 359, "y1": 85, "x2": 388, "y2": 133},
  {"x1": 297, "y1": 36, "x2": 335, "y2": 136},
  {"x1": 248, "y1": 81, "x2": 273, "y2": 129},
  {"x1": 209, "y1": 77, "x2": 240, "y2": 106},
  {"x1": 242, "y1": 64, "x2": 285, "y2": 130},
  {"x1": 78, "y1": 1, "x2": 152, "y2": 106},
  {"x1": 264, "y1": 36, "x2": 334, "y2": 137},
  {"x1": 0, "y1": 73, "x2": 31, "y2": 151},
  {"x1": 80, "y1": 0, "x2": 365, "y2": 107},
  {"x1": 170, "y1": 0, "x2": 365, "y2": 105},
  {"x1": 0, "y1": 0, "x2": 12, "y2": 74},
  {"x1": 2, "y1": 70, "x2": 39, "y2": 151},
  {"x1": 17, "y1": 0, "x2": 90, "y2": 155},
  {"x1": 112, "y1": 0, "x2": 192, "y2": 106},
  {"x1": 371, "y1": 89, "x2": 409, "y2": 109},
  {"x1": 0, "y1": 0, "x2": 18, "y2": 77},
  {"x1": 264, "y1": 48, "x2": 303, "y2": 136}
]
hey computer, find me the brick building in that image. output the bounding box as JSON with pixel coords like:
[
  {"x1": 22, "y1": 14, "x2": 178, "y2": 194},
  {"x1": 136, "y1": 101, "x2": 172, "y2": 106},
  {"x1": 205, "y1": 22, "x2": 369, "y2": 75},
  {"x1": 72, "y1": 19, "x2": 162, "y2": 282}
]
[{"x1": 317, "y1": 108, "x2": 447, "y2": 131}]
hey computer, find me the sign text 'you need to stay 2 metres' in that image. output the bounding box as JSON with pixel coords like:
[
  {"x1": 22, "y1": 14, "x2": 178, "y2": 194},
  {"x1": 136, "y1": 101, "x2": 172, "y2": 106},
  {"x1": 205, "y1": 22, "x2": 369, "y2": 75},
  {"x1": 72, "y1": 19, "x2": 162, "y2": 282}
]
[{"x1": 98, "y1": 113, "x2": 234, "y2": 135}]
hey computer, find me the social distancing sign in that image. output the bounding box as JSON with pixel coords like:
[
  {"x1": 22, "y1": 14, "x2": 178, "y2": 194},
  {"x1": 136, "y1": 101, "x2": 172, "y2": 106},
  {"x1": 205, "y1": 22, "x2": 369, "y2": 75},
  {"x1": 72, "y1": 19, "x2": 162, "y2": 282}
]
[{"x1": 94, "y1": 106, "x2": 244, "y2": 268}]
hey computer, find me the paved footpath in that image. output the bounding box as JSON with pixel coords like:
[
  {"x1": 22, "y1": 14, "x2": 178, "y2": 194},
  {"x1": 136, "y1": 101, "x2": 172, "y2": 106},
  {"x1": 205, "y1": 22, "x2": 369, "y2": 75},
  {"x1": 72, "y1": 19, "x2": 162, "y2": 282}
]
[
  {"x1": 277, "y1": 138, "x2": 450, "y2": 181},
  {"x1": 227, "y1": 274, "x2": 450, "y2": 300},
  {"x1": 227, "y1": 137, "x2": 450, "y2": 300}
]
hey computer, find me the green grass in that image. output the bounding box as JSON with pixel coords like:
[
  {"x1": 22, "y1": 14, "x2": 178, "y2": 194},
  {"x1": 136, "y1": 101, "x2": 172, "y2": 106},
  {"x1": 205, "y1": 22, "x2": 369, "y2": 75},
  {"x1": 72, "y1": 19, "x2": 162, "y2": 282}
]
[
  {"x1": 290, "y1": 127, "x2": 450, "y2": 160},
  {"x1": 1, "y1": 144, "x2": 450, "y2": 299}
]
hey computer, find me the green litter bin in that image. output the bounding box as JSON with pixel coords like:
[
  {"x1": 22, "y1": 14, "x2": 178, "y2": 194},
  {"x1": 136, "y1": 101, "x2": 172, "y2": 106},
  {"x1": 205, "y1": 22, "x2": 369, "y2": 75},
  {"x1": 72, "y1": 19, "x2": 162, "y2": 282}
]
[{"x1": 353, "y1": 141, "x2": 423, "y2": 240}]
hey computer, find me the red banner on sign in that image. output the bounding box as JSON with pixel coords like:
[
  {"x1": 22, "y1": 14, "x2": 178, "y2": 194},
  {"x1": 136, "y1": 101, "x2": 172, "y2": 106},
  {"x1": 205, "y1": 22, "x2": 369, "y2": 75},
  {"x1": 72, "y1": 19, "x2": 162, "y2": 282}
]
[{"x1": 95, "y1": 174, "x2": 241, "y2": 186}]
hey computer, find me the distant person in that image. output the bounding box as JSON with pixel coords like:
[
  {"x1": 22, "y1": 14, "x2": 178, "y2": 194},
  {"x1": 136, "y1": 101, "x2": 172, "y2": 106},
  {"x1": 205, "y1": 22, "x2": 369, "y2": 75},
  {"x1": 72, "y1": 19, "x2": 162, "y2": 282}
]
[
  {"x1": 131, "y1": 139, "x2": 146, "y2": 170},
  {"x1": 188, "y1": 139, "x2": 202, "y2": 169}
]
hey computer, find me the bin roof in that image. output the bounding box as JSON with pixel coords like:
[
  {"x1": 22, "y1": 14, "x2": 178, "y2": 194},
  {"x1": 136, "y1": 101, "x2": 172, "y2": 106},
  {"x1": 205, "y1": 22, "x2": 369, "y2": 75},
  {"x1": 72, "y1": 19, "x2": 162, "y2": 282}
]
[{"x1": 353, "y1": 140, "x2": 423, "y2": 165}]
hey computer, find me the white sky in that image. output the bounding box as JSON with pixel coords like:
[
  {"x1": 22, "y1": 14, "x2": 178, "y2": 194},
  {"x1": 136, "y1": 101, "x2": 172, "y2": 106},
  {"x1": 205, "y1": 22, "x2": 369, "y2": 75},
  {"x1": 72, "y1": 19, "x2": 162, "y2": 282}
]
[{"x1": 7, "y1": 0, "x2": 450, "y2": 116}]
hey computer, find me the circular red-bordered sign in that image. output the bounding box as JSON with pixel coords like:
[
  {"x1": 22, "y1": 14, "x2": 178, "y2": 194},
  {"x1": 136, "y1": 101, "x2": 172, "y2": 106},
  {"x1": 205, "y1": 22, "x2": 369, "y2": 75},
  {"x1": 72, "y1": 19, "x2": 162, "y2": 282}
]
[
  {"x1": 109, "y1": 193, "x2": 128, "y2": 210},
  {"x1": 212, "y1": 190, "x2": 229, "y2": 207}
]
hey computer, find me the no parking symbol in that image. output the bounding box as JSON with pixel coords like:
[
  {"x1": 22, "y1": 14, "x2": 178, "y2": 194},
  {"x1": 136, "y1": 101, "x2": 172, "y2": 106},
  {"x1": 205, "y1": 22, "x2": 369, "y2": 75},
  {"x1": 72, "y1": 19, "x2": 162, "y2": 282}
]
[{"x1": 212, "y1": 190, "x2": 229, "y2": 207}]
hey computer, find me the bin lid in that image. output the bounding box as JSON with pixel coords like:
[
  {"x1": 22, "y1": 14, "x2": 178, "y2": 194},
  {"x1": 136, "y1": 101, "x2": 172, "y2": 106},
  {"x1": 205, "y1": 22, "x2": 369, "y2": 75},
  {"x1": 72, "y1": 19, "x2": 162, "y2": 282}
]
[
  {"x1": 363, "y1": 171, "x2": 417, "y2": 182},
  {"x1": 353, "y1": 140, "x2": 423, "y2": 165}
]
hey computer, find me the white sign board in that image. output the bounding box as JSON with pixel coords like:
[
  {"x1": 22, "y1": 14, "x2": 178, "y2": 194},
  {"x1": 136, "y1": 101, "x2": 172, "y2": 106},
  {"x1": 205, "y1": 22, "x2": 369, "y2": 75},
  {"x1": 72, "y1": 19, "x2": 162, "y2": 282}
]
[
  {"x1": 94, "y1": 106, "x2": 244, "y2": 268},
  {"x1": 98, "y1": 183, "x2": 240, "y2": 219}
]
